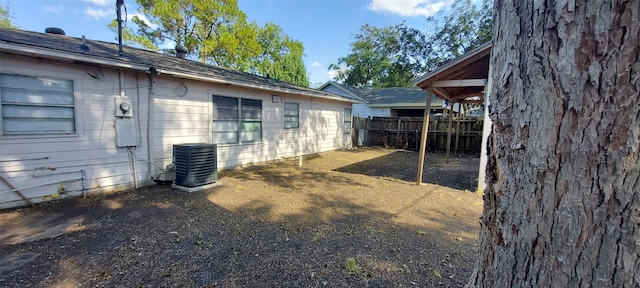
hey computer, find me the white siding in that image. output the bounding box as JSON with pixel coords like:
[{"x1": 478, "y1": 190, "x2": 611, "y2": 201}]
[
  {"x1": 0, "y1": 53, "x2": 352, "y2": 208},
  {"x1": 0, "y1": 55, "x2": 154, "y2": 208},
  {"x1": 352, "y1": 103, "x2": 390, "y2": 117}
]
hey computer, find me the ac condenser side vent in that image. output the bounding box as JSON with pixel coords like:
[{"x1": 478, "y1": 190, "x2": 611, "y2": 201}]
[{"x1": 173, "y1": 143, "x2": 217, "y2": 187}]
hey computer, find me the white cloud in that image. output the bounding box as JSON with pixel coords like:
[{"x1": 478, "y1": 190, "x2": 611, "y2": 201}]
[
  {"x1": 311, "y1": 61, "x2": 323, "y2": 67},
  {"x1": 128, "y1": 14, "x2": 158, "y2": 29},
  {"x1": 82, "y1": 0, "x2": 111, "y2": 6},
  {"x1": 85, "y1": 7, "x2": 111, "y2": 20},
  {"x1": 43, "y1": 5, "x2": 66, "y2": 14},
  {"x1": 327, "y1": 69, "x2": 340, "y2": 79},
  {"x1": 159, "y1": 40, "x2": 176, "y2": 51},
  {"x1": 325, "y1": 65, "x2": 347, "y2": 80},
  {"x1": 367, "y1": 0, "x2": 450, "y2": 17}
]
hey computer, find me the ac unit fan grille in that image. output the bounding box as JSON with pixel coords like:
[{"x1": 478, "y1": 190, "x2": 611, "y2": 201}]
[{"x1": 174, "y1": 144, "x2": 217, "y2": 187}]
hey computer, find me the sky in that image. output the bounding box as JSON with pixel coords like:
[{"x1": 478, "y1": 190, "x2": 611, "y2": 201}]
[{"x1": 2, "y1": 0, "x2": 455, "y2": 87}]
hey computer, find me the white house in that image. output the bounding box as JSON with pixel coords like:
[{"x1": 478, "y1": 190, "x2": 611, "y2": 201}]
[
  {"x1": 0, "y1": 28, "x2": 360, "y2": 208},
  {"x1": 319, "y1": 82, "x2": 460, "y2": 118}
]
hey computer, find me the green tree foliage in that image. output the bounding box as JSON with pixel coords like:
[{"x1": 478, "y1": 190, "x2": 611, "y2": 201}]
[
  {"x1": 108, "y1": 16, "x2": 158, "y2": 50},
  {"x1": 424, "y1": 0, "x2": 492, "y2": 69},
  {"x1": 331, "y1": 0, "x2": 492, "y2": 88},
  {"x1": 109, "y1": 0, "x2": 309, "y2": 86},
  {"x1": 330, "y1": 23, "x2": 417, "y2": 88},
  {"x1": 0, "y1": 4, "x2": 16, "y2": 28},
  {"x1": 252, "y1": 23, "x2": 309, "y2": 86}
]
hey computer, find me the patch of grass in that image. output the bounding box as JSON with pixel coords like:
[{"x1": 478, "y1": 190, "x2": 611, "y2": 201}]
[
  {"x1": 402, "y1": 264, "x2": 411, "y2": 274},
  {"x1": 311, "y1": 232, "x2": 323, "y2": 241},
  {"x1": 344, "y1": 257, "x2": 361, "y2": 274},
  {"x1": 366, "y1": 225, "x2": 385, "y2": 234}
]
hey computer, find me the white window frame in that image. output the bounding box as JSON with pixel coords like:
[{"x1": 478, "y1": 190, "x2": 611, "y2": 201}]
[
  {"x1": 284, "y1": 102, "x2": 299, "y2": 129},
  {"x1": 212, "y1": 95, "x2": 262, "y2": 145},
  {"x1": 0, "y1": 73, "x2": 77, "y2": 136},
  {"x1": 343, "y1": 108, "x2": 352, "y2": 133}
]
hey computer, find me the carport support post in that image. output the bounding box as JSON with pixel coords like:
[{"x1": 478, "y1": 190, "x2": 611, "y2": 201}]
[
  {"x1": 454, "y1": 103, "x2": 461, "y2": 155},
  {"x1": 416, "y1": 85, "x2": 434, "y2": 185},
  {"x1": 445, "y1": 105, "x2": 454, "y2": 163}
]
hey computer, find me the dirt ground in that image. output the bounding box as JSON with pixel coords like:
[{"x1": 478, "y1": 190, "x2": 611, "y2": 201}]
[{"x1": 0, "y1": 148, "x2": 483, "y2": 287}]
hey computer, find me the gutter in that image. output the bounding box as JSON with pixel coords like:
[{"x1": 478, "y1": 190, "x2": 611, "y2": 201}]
[
  {"x1": 368, "y1": 102, "x2": 445, "y2": 108},
  {"x1": 154, "y1": 68, "x2": 363, "y2": 104},
  {"x1": 0, "y1": 42, "x2": 359, "y2": 104},
  {"x1": 0, "y1": 42, "x2": 151, "y2": 71}
]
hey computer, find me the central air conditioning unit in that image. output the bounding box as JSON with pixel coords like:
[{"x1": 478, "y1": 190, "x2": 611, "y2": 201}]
[{"x1": 173, "y1": 143, "x2": 217, "y2": 187}]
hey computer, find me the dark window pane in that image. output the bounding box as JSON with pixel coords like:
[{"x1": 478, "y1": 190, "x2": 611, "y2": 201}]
[
  {"x1": 241, "y1": 98, "x2": 262, "y2": 119},
  {"x1": 213, "y1": 95, "x2": 238, "y2": 120}
]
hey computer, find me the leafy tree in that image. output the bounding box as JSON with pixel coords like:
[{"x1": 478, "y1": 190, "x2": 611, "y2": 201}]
[
  {"x1": 469, "y1": 0, "x2": 639, "y2": 286},
  {"x1": 424, "y1": 0, "x2": 492, "y2": 69},
  {"x1": 251, "y1": 23, "x2": 309, "y2": 86},
  {"x1": 330, "y1": 0, "x2": 492, "y2": 87},
  {"x1": 108, "y1": 16, "x2": 158, "y2": 50},
  {"x1": 330, "y1": 23, "x2": 417, "y2": 88},
  {"x1": 111, "y1": 0, "x2": 260, "y2": 70},
  {"x1": 0, "y1": 3, "x2": 16, "y2": 28},
  {"x1": 109, "y1": 0, "x2": 309, "y2": 86}
]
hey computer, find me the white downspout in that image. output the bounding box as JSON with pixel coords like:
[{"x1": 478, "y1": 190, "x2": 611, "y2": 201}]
[
  {"x1": 119, "y1": 70, "x2": 125, "y2": 98},
  {"x1": 147, "y1": 69, "x2": 157, "y2": 179}
]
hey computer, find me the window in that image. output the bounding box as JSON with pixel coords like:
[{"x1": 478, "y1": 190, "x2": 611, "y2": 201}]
[
  {"x1": 0, "y1": 74, "x2": 75, "y2": 136},
  {"x1": 212, "y1": 95, "x2": 262, "y2": 144},
  {"x1": 343, "y1": 108, "x2": 352, "y2": 133},
  {"x1": 284, "y1": 102, "x2": 299, "y2": 129}
]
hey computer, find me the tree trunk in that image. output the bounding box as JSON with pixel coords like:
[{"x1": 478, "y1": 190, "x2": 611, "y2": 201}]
[{"x1": 469, "y1": 0, "x2": 639, "y2": 287}]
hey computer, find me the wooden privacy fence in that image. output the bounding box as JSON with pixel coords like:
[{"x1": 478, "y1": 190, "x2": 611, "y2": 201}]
[{"x1": 351, "y1": 116, "x2": 484, "y2": 153}]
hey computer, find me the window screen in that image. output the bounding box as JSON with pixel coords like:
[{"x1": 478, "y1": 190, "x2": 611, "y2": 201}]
[
  {"x1": 212, "y1": 95, "x2": 262, "y2": 144},
  {"x1": 0, "y1": 74, "x2": 75, "y2": 135},
  {"x1": 284, "y1": 102, "x2": 299, "y2": 129}
]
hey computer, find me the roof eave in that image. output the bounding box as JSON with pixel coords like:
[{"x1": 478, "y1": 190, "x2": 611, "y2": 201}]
[
  {"x1": 368, "y1": 102, "x2": 444, "y2": 108},
  {"x1": 412, "y1": 42, "x2": 492, "y2": 87},
  {"x1": 318, "y1": 81, "x2": 369, "y2": 103},
  {"x1": 0, "y1": 41, "x2": 358, "y2": 104},
  {"x1": 0, "y1": 41, "x2": 151, "y2": 71}
]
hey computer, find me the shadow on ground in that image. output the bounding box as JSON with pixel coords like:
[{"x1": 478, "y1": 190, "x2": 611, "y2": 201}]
[
  {"x1": 334, "y1": 150, "x2": 481, "y2": 190},
  {"x1": 0, "y1": 148, "x2": 483, "y2": 287}
]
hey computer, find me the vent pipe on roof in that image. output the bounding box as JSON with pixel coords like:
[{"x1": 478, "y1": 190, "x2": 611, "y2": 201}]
[
  {"x1": 175, "y1": 45, "x2": 188, "y2": 59},
  {"x1": 116, "y1": 0, "x2": 125, "y2": 57},
  {"x1": 44, "y1": 27, "x2": 65, "y2": 35}
]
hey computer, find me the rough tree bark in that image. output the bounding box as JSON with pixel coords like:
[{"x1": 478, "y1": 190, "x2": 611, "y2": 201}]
[{"x1": 468, "y1": 0, "x2": 639, "y2": 287}]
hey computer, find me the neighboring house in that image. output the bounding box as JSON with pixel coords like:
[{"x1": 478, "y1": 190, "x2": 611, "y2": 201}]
[
  {"x1": 319, "y1": 82, "x2": 459, "y2": 118},
  {"x1": 0, "y1": 28, "x2": 360, "y2": 208}
]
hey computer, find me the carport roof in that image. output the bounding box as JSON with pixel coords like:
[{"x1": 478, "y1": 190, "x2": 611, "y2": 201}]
[{"x1": 413, "y1": 42, "x2": 491, "y2": 103}]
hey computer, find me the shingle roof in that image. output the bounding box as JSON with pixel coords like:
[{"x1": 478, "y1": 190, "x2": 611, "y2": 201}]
[
  {"x1": 0, "y1": 28, "x2": 356, "y2": 103},
  {"x1": 319, "y1": 82, "x2": 443, "y2": 106},
  {"x1": 317, "y1": 81, "x2": 368, "y2": 103},
  {"x1": 361, "y1": 87, "x2": 440, "y2": 105}
]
